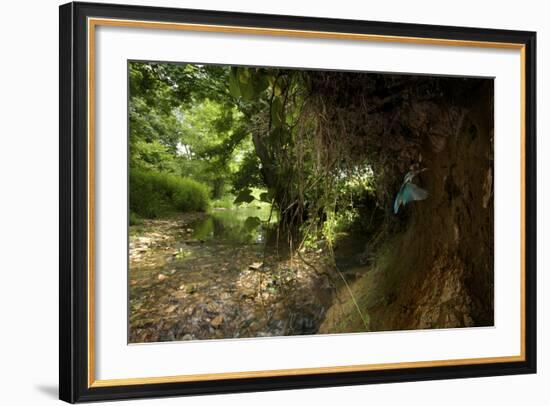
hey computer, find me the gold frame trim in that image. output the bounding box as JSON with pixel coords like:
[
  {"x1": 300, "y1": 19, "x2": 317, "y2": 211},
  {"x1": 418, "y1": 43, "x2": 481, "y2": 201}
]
[{"x1": 87, "y1": 17, "x2": 527, "y2": 388}]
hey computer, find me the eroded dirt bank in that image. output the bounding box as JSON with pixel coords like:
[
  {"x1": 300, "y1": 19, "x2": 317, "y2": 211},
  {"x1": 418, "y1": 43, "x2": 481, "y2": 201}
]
[{"x1": 320, "y1": 82, "x2": 494, "y2": 333}]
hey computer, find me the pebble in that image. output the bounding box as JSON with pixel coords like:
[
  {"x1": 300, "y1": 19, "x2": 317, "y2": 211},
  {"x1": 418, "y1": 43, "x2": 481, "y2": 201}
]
[{"x1": 211, "y1": 315, "x2": 224, "y2": 328}]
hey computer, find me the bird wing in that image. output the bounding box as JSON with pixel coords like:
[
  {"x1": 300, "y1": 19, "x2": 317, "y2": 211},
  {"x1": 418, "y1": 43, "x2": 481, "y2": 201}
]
[
  {"x1": 393, "y1": 184, "x2": 406, "y2": 214},
  {"x1": 403, "y1": 182, "x2": 429, "y2": 202},
  {"x1": 393, "y1": 194, "x2": 400, "y2": 214}
]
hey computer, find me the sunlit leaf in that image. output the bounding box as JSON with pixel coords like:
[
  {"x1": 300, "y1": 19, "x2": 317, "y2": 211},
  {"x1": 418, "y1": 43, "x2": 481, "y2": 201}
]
[
  {"x1": 238, "y1": 68, "x2": 250, "y2": 83},
  {"x1": 273, "y1": 83, "x2": 282, "y2": 97},
  {"x1": 228, "y1": 67, "x2": 241, "y2": 98},
  {"x1": 271, "y1": 97, "x2": 283, "y2": 128},
  {"x1": 239, "y1": 80, "x2": 255, "y2": 100}
]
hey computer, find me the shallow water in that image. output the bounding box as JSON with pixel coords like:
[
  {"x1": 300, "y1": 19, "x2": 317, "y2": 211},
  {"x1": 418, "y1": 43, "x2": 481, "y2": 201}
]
[
  {"x1": 128, "y1": 208, "x2": 334, "y2": 343},
  {"x1": 190, "y1": 205, "x2": 274, "y2": 245}
]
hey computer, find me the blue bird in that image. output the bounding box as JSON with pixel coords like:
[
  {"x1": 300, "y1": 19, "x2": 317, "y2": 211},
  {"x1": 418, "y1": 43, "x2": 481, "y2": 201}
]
[{"x1": 393, "y1": 168, "x2": 429, "y2": 214}]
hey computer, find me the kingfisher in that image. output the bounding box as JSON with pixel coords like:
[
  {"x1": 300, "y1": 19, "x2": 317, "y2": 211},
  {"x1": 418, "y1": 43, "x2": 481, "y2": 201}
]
[{"x1": 393, "y1": 168, "x2": 429, "y2": 214}]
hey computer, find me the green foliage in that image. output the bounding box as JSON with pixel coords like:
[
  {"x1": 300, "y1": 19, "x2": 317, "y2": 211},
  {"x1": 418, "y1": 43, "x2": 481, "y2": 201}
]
[
  {"x1": 228, "y1": 67, "x2": 270, "y2": 100},
  {"x1": 321, "y1": 209, "x2": 338, "y2": 246},
  {"x1": 271, "y1": 96, "x2": 284, "y2": 128},
  {"x1": 129, "y1": 211, "x2": 143, "y2": 226},
  {"x1": 243, "y1": 216, "x2": 262, "y2": 231},
  {"x1": 233, "y1": 188, "x2": 255, "y2": 205},
  {"x1": 129, "y1": 61, "x2": 253, "y2": 200},
  {"x1": 129, "y1": 169, "x2": 209, "y2": 218},
  {"x1": 225, "y1": 66, "x2": 318, "y2": 228},
  {"x1": 176, "y1": 99, "x2": 250, "y2": 198},
  {"x1": 128, "y1": 60, "x2": 381, "y2": 247},
  {"x1": 231, "y1": 150, "x2": 264, "y2": 193},
  {"x1": 131, "y1": 139, "x2": 177, "y2": 172},
  {"x1": 210, "y1": 194, "x2": 236, "y2": 209},
  {"x1": 259, "y1": 191, "x2": 273, "y2": 204},
  {"x1": 129, "y1": 68, "x2": 183, "y2": 157},
  {"x1": 172, "y1": 178, "x2": 210, "y2": 212}
]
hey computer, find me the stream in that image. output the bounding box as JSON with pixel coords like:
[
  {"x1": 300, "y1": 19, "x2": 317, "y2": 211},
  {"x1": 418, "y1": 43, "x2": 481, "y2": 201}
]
[{"x1": 129, "y1": 207, "x2": 337, "y2": 343}]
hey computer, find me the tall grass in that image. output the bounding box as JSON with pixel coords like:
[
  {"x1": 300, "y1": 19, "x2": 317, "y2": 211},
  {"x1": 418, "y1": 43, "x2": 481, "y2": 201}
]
[{"x1": 130, "y1": 169, "x2": 209, "y2": 219}]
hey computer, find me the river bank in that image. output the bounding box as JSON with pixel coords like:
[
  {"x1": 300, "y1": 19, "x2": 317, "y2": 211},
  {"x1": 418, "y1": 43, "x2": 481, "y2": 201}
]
[{"x1": 129, "y1": 210, "x2": 338, "y2": 342}]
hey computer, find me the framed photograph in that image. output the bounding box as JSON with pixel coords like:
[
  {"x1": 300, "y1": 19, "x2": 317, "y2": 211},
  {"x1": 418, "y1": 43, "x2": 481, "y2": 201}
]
[{"x1": 59, "y1": 2, "x2": 537, "y2": 403}]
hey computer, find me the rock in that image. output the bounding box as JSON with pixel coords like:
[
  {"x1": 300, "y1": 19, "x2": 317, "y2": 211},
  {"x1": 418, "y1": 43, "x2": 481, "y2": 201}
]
[
  {"x1": 165, "y1": 305, "x2": 177, "y2": 313},
  {"x1": 157, "y1": 274, "x2": 167, "y2": 281},
  {"x1": 183, "y1": 240, "x2": 200, "y2": 245},
  {"x1": 186, "y1": 228, "x2": 194, "y2": 233},
  {"x1": 249, "y1": 262, "x2": 263, "y2": 270},
  {"x1": 240, "y1": 288, "x2": 256, "y2": 299},
  {"x1": 211, "y1": 315, "x2": 224, "y2": 328}
]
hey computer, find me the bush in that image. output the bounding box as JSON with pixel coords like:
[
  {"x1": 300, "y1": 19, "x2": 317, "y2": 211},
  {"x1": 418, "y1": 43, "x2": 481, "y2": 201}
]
[
  {"x1": 130, "y1": 169, "x2": 209, "y2": 218},
  {"x1": 172, "y1": 178, "x2": 210, "y2": 212},
  {"x1": 129, "y1": 211, "x2": 143, "y2": 226}
]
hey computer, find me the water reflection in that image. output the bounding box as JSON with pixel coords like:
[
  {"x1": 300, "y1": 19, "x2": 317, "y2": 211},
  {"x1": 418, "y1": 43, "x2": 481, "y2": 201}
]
[{"x1": 190, "y1": 206, "x2": 275, "y2": 245}]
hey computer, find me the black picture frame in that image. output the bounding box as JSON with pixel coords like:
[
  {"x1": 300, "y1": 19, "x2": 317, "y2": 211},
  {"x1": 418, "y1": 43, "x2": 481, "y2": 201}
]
[{"x1": 59, "y1": 1, "x2": 537, "y2": 403}]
